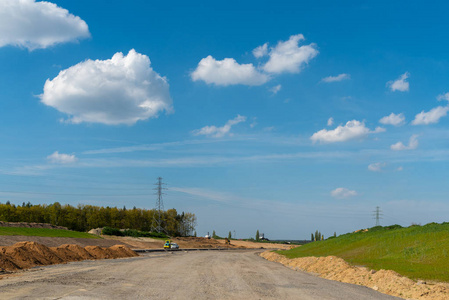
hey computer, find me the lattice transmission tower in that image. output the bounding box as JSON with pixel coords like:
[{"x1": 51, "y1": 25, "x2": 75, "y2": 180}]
[
  {"x1": 152, "y1": 177, "x2": 167, "y2": 233},
  {"x1": 373, "y1": 206, "x2": 383, "y2": 226}
]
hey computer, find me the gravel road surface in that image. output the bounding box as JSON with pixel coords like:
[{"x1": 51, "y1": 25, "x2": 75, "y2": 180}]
[{"x1": 0, "y1": 250, "x2": 401, "y2": 299}]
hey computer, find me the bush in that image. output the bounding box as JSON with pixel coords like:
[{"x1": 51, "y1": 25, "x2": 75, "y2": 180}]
[{"x1": 102, "y1": 227, "x2": 123, "y2": 236}]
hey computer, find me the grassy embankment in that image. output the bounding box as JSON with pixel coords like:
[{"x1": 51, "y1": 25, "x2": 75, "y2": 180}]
[
  {"x1": 277, "y1": 223, "x2": 449, "y2": 282},
  {"x1": 0, "y1": 227, "x2": 99, "y2": 239}
]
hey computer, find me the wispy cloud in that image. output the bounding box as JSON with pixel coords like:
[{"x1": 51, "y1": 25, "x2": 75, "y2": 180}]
[
  {"x1": 269, "y1": 84, "x2": 282, "y2": 94},
  {"x1": 368, "y1": 162, "x2": 386, "y2": 172},
  {"x1": 331, "y1": 187, "x2": 357, "y2": 199},
  {"x1": 47, "y1": 151, "x2": 77, "y2": 164},
  {"x1": 192, "y1": 115, "x2": 247, "y2": 138},
  {"x1": 321, "y1": 73, "x2": 350, "y2": 83}
]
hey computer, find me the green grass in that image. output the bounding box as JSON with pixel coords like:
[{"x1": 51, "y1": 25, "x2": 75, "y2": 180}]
[
  {"x1": 0, "y1": 227, "x2": 100, "y2": 239},
  {"x1": 277, "y1": 223, "x2": 449, "y2": 282}
]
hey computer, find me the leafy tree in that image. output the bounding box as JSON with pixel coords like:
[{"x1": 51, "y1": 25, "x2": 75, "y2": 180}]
[
  {"x1": 311, "y1": 233, "x2": 314, "y2": 241},
  {"x1": 212, "y1": 230, "x2": 216, "y2": 238},
  {"x1": 256, "y1": 230, "x2": 260, "y2": 242},
  {"x1": 228, "y1": 231, "x2": 232, "y2": 239},
  {"x1": 0, "y1": 202, "x2": 196, "y2": 236}
]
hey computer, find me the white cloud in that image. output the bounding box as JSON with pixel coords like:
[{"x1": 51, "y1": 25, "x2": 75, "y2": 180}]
[
  {"x1": 321, "y1": 73, "x2": 350, "y2": 83},
  {"x1": 412, "y1": 106, "x2": 449, "y2": 125},
  {"x1": 192, "y1": 115, "x2": 246, "y2": 138},
  {"x1": 379, "y1": 113, "x2": 405, "y2": 126},
  {"x1": 331, "y1": 188, "x2": 357, "y2": 199},
  {"x1": 40, "y1": 49, "x2": 172, "y2": 125},
  {"x1": 269, "y1": 84, "x2": 282, "y2": 94},
  {"x1": 262, "y1": 34, "x2": 318, "y2": 74},
  {"x1": 391, "y1": 134, "x2": 419, "y2": 151},
  {"x1": 311, "y1": 120, "x2": 384, "y2": 143},
  {"x1": 437, "y1": 92, "x2": 449, "y2": 102},
  {"x1": 190, "y1": 55, "x2": 269, "y2": 86},
  {"x1": 387, "y1": 72, "x2": 409, "y2": 92},
  {"x1": 327, "y1": 117, "x2": 334, "y2": 126},
  {"x1": 47, "y1": 151, "x2": 77, "y2": 164},
  {"x1": 252, "y1": 43, "x2": 268, "y2": 58},
  {"x1": 368, "y1": 162, "x2": 386, "y2": 172},
  {"x1": 0, "y1": 0, "x2": 90, "y2": 50}
]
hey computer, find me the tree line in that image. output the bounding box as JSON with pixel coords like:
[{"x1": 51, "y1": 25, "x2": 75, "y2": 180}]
[{"x1": 0, "y1": 201, "x2": 196, "y2": 236}]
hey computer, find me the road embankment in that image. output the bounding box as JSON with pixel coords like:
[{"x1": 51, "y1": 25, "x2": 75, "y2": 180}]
[{"x1": 260, "y1": 251, "x2": 449, "y2": 300}]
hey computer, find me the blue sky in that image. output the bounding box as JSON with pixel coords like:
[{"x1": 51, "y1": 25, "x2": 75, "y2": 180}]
[{"x1": 1, "y1": 0, "x2": 449, "y2": 239}]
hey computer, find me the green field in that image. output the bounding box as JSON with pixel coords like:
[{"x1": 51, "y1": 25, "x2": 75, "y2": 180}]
[
  {"x1": 0, "y1": 227, "x2": 99, "y2": 239},
  {"x1": 278, "y1": 223, "x2": 449, "y2": 282}
]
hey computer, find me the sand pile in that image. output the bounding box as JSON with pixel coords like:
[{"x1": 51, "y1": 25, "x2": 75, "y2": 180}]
[
  {"x1": 261, "y1": 251, "x2": 449, "y2": 300},
  {"x1": 0, "y1": 241, "x2": 138, "y2": 273}
]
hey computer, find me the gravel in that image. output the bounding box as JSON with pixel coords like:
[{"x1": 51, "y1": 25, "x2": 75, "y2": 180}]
[{"x1": 0, "y1": 250, "x2": 402, "y2": 299}]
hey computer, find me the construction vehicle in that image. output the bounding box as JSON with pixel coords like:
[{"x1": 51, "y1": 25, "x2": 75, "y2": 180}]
[
  {"x1": 224, "y1": 237, "x2": 231, "y2": 245},
  {"x1": 164, "y1": 240, "x2": 171, "y2": 249}
]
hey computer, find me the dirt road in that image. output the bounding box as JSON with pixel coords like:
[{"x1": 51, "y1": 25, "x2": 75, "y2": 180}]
[{"x1": 0, "y1": 250, "x2": 401, "y2": 300}]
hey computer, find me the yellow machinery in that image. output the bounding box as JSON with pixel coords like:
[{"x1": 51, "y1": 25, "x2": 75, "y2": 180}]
[{"x1": 164, "y1": 240, "x2": 171, "y2": 249}]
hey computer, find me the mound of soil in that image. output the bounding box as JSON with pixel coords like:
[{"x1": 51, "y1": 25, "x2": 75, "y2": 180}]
[
  {"x1": 261, "y1": 251, "x2": 449, "y2": 300},
  {"x1": 0, "y1": 242, "x2": 138, "y2": 273}
]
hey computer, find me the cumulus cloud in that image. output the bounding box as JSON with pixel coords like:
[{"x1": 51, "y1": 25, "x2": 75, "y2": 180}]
[
  {"x1": 379, "y1": 113, "x2": 405, "y2": 126},
  {"x1": 252, "y1": 43, "x2": 268, "y2": 58},
  {"x1": 310, "y1": 120, "x2": 385, "y2": 143},
  {"x1": 47, "y1": 151, "x2": 77, "y2": 164},
  {"x1": 40, "y1": 49, "x2": 172, "y2": 125},
  {"x1": 0, "y1": 0, "x2": 90, "y2": 50},
  {"x1": 192, "y1": 115, "x2": 247, "y2": 138},
  {"x1": 412, "y1": 106, "x2": 449, "y2": 125},
  {"x1": 321, "y1": 73, "x2": 350, "y2": 83},
  {"x1": 327, "y1": 117, "x2": 334, "y2": 126},
  {"x1": 191, "y1": 56, "x2": 269, "y2": 86},
  {"x1": 391, "y1": 134, "x2": 419, "y2": 151},
  {"x1": 269, "y1": 84, "x2": 282, "y2": 94},
  {"x1": 262, "y1": 34, "x2": 318, "y2": 74},
  {"x1": 331, "y1": 187, "x2": 357, "y2": 199},
  {"x1": 387, "y1": 72, "x2": 409, "y2": 92},
  {"x1": 368, "y1": 162, "x2": 386, "y2": 172}
]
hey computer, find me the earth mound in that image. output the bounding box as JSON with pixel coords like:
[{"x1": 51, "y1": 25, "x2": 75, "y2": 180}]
[{"x1": 0, "y1": 241, "x2": 138, "y2": 273}]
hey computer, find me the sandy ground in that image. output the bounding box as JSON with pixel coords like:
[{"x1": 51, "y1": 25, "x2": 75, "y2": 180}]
[
  {"x1": 95, "y1": 236, "x2": 293, "y2": 250},
  {"x1": 0, "y1": 250, "x2": 401, "y2": 300},
  {"x1": 0, "y1": 235, "x2": 292, "y2": 250},
  {"x1": 261, "y1": 251, "x2": 449, "y2": 300}
]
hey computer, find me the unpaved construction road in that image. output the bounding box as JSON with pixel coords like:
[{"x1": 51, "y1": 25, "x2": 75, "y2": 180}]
[{"x1": 0, "y1": 250, "x2": 401, "y2": 300}]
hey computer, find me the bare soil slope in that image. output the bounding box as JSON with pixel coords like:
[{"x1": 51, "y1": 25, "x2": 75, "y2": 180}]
[
  {"x1": 0, "y1": 241, "x2": 137, "y2": 274},
  {"x1": 261, "y1": 251, "x2": 449, "y2": 300}
]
